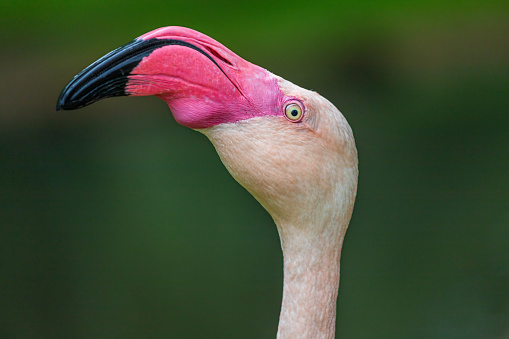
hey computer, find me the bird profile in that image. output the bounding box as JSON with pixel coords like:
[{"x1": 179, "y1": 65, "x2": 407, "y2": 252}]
[{"x1": 57, "y1": 26, "x2": 358, "y2": 339}]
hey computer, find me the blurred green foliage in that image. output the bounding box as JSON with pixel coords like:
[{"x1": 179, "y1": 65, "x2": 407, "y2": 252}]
[{"x1": 1, "y1": 1, "x2": 508, "y2": 338}]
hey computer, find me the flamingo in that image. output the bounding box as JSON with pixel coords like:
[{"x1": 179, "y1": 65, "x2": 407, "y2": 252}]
[{"x1": 57, "y1": 26, "x2": 358, "y2": 339}]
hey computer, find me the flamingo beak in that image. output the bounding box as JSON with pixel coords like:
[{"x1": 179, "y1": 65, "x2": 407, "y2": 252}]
[
  {"x1": 57, "y1": 28, "x2": 283, "y2": 129},
  {"x1": 56, "y1": 38, "x2": 234, "y2": 111}
]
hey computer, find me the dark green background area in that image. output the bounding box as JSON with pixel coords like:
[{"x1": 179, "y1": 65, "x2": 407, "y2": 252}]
[{"x1": 1, "y1": 1, "x2": 508, "y2": 338}]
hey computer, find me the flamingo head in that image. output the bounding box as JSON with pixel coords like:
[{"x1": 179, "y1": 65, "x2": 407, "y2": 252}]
[{"x1": 57, "y1": 26, "x2": 358, "y2": 233}]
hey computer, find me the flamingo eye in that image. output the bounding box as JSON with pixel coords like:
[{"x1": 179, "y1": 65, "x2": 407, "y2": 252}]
[{"x1": 284, "y1": 103, "x2": 303, "y2": 122}]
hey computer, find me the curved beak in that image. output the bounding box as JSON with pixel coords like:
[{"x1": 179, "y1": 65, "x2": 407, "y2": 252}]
[
  {"x1": 56, "y1": 38, "x2": 231, "y2": 110},
  {"x1": 56, "y1": 27, "x2": 282, "y2": 129}
]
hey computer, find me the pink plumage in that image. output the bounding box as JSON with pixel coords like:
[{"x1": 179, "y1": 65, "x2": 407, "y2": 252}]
[{"x1": 57, "y1": 27, "x2": 358, "y2": 339}]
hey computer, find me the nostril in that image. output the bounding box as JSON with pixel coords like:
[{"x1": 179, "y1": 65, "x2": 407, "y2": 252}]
[{"x1": 205, "y1": 46, "x2": 233, "y2": 66}]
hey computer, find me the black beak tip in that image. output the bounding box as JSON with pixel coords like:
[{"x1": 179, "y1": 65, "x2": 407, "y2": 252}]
[
  {"x1": 54, "y1": 39, "x2": 141, "y2": 113},
  {"x1": 55, "y1": 96, "x2": 64, "y2": 111},
  {"x1": 55, "y1": 90, "x2": 80, "y2": 111},
  {"x1": 55, "y1": 38, "x2": 177, "y2": 113},
  {"x1": 55, "y1": 74, "x2": 112, "y2": 111},
  {"x1": 55, "y1": 92, "x2": 74, "y2": 111}
]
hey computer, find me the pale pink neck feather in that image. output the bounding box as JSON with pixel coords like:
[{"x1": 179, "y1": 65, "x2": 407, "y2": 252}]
[{"x1": 277, "y1": 230, "x2": 343, "y2": 339}]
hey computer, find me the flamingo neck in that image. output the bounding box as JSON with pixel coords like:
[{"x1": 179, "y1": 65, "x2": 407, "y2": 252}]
[{"x1": 276, "y1": 228, "x2": 343, "y2": 339}]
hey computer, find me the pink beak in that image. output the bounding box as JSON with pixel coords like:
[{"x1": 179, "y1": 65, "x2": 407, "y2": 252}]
[{"x1": 57, "y1": 26, "x2": 283, "y2": 129}]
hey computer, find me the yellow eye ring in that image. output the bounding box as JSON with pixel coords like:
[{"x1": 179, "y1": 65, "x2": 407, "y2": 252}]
[{"x1": 284, "y1": 103, "x2": 303, "y2": 122}]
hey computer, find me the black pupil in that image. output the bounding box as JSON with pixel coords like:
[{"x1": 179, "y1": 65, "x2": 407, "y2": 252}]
[{"x1": 291, "y1": 109, "x2": 299, "y2": 117}]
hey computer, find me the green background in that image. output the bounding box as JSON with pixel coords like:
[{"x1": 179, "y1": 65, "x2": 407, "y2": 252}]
[{"x1": 1, "y1": 1, "x2": 508, "y2": 338}]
